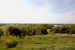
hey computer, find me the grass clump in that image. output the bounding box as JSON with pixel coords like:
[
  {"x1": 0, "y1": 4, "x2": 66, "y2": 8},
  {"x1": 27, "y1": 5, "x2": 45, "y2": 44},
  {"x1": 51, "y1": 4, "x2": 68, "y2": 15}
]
[
  {"x1": 3, "y1": 36, "x2": 19, "y2": 48},
  {"x1": 59, "y1": 46, "x2": 75, "y2": 50},
  {"x1": 6, "y1": 41, "x2": 17, "y2": 48}
]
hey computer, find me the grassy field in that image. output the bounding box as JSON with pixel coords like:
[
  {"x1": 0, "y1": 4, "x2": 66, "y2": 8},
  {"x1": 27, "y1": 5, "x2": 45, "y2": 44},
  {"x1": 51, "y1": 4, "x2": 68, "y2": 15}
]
[{"x1": 0, "y1": 34, "x2": 75, "y2": 50}]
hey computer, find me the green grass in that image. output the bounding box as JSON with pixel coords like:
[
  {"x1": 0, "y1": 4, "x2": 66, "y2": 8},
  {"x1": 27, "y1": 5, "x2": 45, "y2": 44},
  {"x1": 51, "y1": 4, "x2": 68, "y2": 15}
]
[{"x1": 0, "y1": 34, "x2": 75, "y2": 50}]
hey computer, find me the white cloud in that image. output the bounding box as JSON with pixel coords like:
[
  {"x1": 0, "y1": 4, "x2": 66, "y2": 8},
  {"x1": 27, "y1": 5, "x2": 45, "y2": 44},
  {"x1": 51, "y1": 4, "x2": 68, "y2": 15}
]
[
  {"x1": 0, "y1": 0, "x2": 57, "y2": 23},
  {"x1": 0, "y1": 0, "x2": 74, "y2": 24}
]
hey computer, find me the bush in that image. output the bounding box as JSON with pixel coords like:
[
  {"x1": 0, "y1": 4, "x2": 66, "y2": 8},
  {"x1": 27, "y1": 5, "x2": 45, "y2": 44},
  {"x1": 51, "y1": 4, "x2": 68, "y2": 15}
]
[
  {"x1": 53, "y1": 25, "x2": 71, "y2": 33},
  {"x1": 4, "y1": 36, "x2": 19, "y2": 48},
  {"x1": 19, "y1": 26, "x2": 33, "y2": 36},
  {"x1": 8, "y1": 26, "x2": 22, "y2": 36},
  {"x1": 6, "y1": 41, "x2": 18, "y2": 48},
  {"x1": 13, "y1": 24, "x2": 54, "y2": 35},
  {"x1": 0, "y1": 27, "x2": 4, "y2": 37},
  {"x1": 69, "y1": 25, "x2": 75, "y2": 34},
  {"x1": 0, "y1": 31, "x2": 4, "y2": 37},
  {"x1": 61, "y1": 26, "x2": 70, "y2": 33},
  {"x1": 20, "y1": 25, "x2": 41, "y2": 35},
  {"x1": 41, "y1": 28, "x2": 48, "y2": 35},
  {"x1": 70, "y1": 28, "x2": 75, "y2": 34},
  {"x1": 53, "y1": 26, "x2": 61, "y2": 33}
]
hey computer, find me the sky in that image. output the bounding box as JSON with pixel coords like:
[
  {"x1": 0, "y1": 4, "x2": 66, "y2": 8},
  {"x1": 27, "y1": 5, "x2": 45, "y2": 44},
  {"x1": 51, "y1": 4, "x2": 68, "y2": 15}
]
[{"x1": 0, "y1": 0, "x2": 75, "y2": 23}]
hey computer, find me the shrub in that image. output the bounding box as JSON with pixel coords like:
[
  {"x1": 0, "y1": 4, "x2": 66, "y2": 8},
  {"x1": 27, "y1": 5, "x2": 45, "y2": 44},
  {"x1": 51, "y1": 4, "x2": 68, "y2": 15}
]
[
  {"x1": 16, "y1": 24, "x2": 54, "y2": 35},
  {"x1": 0, "y1": 31, "x2": 4, "y2": 37},
  {"x1": 8, "y1": 26, "x2": 22, "y2": 36},
  {"x1": 6, "y1": 41, "x2": 18, "y2": 48},
  {"x1": 69, "y1": 25, "x2": 75, "y2": 34},
  {"x1": 61, "y1": 26, "x2": 70, "y2": 33},
  {"x1": 28, "y1": 28, "x2": 36, "y2": 36},
  {"x1": 53, "y1": 25, "x2": 71, "y2": 33},
  {"x1": 41, "y1": 28, "x2": 48, "y2": 35},
  {"x1": 4, "y1": 36, "x2": 19, "y2": 48},
  {"x1": 53, "y1": 26, "x2": 61, "y2": 33},
  {"x1": 0, "y1": 28, "x2": 4, "y2": 37},
  {"x1": 20, "y1": 25, "x2": 41, "y2": 35},
  {"x1": 70, "y1": 28, "x2": 75, "y2": 34},
  {"x1": 20, "y1": 26, "x2": 33, "y2": 36}
]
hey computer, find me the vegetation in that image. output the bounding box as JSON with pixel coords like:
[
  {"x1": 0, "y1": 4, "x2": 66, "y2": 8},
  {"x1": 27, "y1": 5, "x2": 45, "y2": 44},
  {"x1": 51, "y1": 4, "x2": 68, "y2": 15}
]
[
  {"x1": 5, "y1": 36, "x2": 19, "y2": 48},
  {"x1": 8, "y1": 26, "x2": 22, "y2": 36},
  {"x1": 0, "y1": 24, "x2": 75, "y2": 50}
]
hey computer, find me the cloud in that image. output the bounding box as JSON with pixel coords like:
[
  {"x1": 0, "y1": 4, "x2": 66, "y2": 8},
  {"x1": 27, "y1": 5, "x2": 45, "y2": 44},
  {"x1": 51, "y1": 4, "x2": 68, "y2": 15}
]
[
  {"x1": 0, "y1": 0, "x2": 57, "y2": 23},
  {"x1": 0, "y1": 0, "x2": 75, "y2": 23}
]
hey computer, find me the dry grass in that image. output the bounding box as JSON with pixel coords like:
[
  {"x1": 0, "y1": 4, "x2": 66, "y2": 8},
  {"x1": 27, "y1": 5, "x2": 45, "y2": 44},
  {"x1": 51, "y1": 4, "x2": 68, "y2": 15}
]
[{"x1": 0, "y1": 34, "x2": 75, "y2": 50}]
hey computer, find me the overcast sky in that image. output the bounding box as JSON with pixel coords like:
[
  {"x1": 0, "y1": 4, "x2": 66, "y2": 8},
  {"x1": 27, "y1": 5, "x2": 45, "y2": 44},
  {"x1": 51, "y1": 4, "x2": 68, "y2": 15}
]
[{"x1": 0, "y1": 0, "x2": 75, "y2": 23}]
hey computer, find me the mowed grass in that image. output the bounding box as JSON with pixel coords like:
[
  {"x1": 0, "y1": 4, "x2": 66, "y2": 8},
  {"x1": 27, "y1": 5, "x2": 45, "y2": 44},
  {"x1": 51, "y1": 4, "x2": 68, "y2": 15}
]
[{"x1": 0, "y1": 34, "x2": 75, "y2": 50}]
